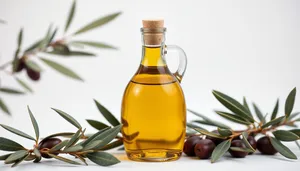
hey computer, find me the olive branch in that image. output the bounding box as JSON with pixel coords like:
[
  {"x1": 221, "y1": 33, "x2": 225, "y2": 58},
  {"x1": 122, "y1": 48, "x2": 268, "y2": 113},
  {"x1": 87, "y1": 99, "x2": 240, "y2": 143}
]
[{"x1": 0, "y1": 0, "x2": 121, "y2": 115}]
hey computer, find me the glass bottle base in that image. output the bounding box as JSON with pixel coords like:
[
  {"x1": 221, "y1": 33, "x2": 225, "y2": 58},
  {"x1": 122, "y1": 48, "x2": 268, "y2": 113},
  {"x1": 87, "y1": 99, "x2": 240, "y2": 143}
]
[{"x1": 126, "y1": 149, "x2": 182, "y2": 162}]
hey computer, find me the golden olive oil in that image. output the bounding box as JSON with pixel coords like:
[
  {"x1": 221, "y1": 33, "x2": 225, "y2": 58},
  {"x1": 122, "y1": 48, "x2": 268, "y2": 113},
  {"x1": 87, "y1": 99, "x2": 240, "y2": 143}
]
[{"x1": 121, "y1": 47, "x2": 186, "y2": 161}]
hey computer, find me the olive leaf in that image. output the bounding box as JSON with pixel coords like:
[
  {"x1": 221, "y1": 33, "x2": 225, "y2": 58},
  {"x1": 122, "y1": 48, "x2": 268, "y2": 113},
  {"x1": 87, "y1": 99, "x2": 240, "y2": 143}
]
[
  {"x1": 11, "y1": 153, "x2": 29, "y2": 167},
  {"x1": 0, "y1": 87, "x2": 24, "y2": 95},
  {"x1": 49, "y1": 140, "x2": 68, "y2": 153},
  {"x1": 24, "y1": 39, "x2": 43, "y2": 53},
  {"x1": 92, "y1": 125, "x2": 122, "y2": 149},
  {"x1": 243, "y1": 97, "x2": 252, "y2": 115},
  {"x1": 65, "y1": 129, "x2": 81, "y2": 148},
  {"x1": 86, "y1": 119, "x2": 109, "y2": 130},
  {"x1": 289, "y1": 129, "x2": 300, "y2": 136},
  {"x1": 261, "y1": 116, "x2": 285, "y2": 129},
  {"x1": 40, "y1": 57, "x2": 83, "y2": 81},
  {"x1": 253, "y1": 103, "x2": 265, "y2": 124},
  {"x1": 0, "y1": 137, "x2": 25, "y2": 151},
  {"x1": 230, "y1": 147, "x2": 253, "y2": 153},
  {"x1": 63, "y1": 145, "x2": 83, "y2": 152},
  {"x1": 65, "y1": 0, "x2": 76, "y2": 32},
  {"x1": 188, "y1": 109, "x2": 230, "y2": 129},
  {"x1": 33, "y1": 148, "x2": 41, "y2": 163},
  {"x1": 27, "y1": 106, "x2": 39, "y2": 141},
  {"x1": 48, "y1": 154, "x2": 81, "y2": 165},
  {"x1": 75, "y1": 154, "x2": 87, "y2": 165},
  {"x1": 217, "y1": 128, "x2": 232, "y2": 136},
  {"x1": 81, "y1": 127, "x2": 110, "y2": 147},
  {"x1": 51, "y1": 108, "x2": 82, "y2": 129},
  {"x1": 17, "y1": 28, "x2": 23, "y2": 49},
  {"x1": 211, "y1": 140, "x2": 231, "y2": 163},
  {"x1": 48, "y1": 28, "x2": 58, "y2": 44},
  {"x1": 186, "y1": 122, "x2": 207, "y2": 131},
  {"x1": 0, "y1": 98, "x2": 10, "y2": 115},
  {"x1": 0, "y1": 153, "x2": 11, "y2": 160},
  {"x1": 0, "y1": 124, "x2": 35, "y2": 141},
  {"x1": 269, "y1": 137, "x2": 297, "y2": 159},
  {"x1": 215, "y1": 111, "x2": 251, "y2": 125},
  {"x1": 296, "y1": 141, "x2": 300, "y2": 150},
  {"x1": 73, "y1": 12, "x2": 121, "y2": 35},
  {"x1": 288, "y1": 112, "x2": 300, "y2": 121},
  {"x1": 272, "y1": 130, "x2": 299, "y2": 142},
  {"x1": 25, "y1": 60, "x2": 42, "y2": 72},
  {"x1": 15, "y1": 77, "x2": 33, "y2": 93},
  {"x1": 285, "y1": 87, "x2": 296, "y2": 118},
  {"x1": 271, "y1": 99, "x2": 279, "y2": 120},
  {"x1": 46, "y1": 50, "x2": 95, "y2": 56},
  {"x1": 42, "y1": 132, "x2": 75, "y2": 140},
  {"x1": 94, "y1": 100, "x2": 120, "y2": 126},
  {"x1": 70, "y1": 41, "x2": 117, "y2": 50},
  {"x1": 86, "y1": 152, "x2": 120, "y2": 166},
  {"x1": 82, "y1": 140, "x2": 103, "y2": 151},
  {"x1": 100, "y1": 139, "x2": 123, "y2": 151},
  {"x1": 5, "y1": 150, "x2": 28, "y2": 164},
  {"x1": 194, "y1": 128, "x2": 226, "y2": 139},
  {"x1": 212, "y1": 90, "x2": 254, "y2": 122},
  {"x1": 241, "y1": 132, "x2": 255, "y2": 152},
  {"x1": 39, "y1": 24, "x2": 53, "y2": 49}
]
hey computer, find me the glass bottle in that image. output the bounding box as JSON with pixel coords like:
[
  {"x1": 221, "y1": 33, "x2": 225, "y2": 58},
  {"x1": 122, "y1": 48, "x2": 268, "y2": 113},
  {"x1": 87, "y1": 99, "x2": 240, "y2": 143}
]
[{"x1": 121, "y1": 20, "x2": 187, "y2": 162}]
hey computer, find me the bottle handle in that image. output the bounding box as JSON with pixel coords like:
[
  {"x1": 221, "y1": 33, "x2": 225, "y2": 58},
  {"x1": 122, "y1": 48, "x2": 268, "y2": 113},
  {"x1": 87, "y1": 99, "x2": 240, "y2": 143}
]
[{"x1": 164, "y1": 45, "x2": 187, "y2": 83}]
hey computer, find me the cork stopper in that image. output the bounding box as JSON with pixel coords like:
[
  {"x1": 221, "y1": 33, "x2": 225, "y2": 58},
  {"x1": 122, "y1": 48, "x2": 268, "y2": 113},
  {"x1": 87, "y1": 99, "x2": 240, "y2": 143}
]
[
  {"x1": 142, "y1": 19, "x2": 165, "y2": 46},
  {"x1": 142, "y1": 20, "x2": 164, "y2": 29}
]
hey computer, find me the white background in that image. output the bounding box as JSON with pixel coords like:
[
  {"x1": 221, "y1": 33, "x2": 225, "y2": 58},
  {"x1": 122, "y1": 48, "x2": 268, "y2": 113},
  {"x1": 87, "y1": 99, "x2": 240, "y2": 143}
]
[{"x1": 0, "y1": 0, "x2": 299, "y2": 170}]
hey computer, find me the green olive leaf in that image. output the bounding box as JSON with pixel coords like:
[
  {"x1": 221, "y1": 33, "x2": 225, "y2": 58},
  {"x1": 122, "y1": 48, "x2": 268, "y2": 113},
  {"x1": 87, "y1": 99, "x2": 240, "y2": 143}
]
[
  {"x1": 0, "y1": 137, "x2": 25, "y2": 151},
  {"x1": 288, "y1": 112, "x2": 300, "y2": 121},
  {"x1": 65, "y1": 129, "x2": 81, "y2": 148},
  {"x1": 261, "y1": 116, "x2": 285, "y2": 129},
  {"x1": 230, "y1": 147, "x2": 253, "y2": 153},
  {"x1": 0, "y1": 87, "x2": 24, "y2": 95},
  {"x1": 81, "y1": 127, "x2": 110, "y2": 147},
  {"x1": 24, "y1": 39, "x2": 43, "y2": 53},
  {"x1": 49, "y1": 140, "x2": 68, "y2": 153},
  {"x1": 289, "y1": 129, "x2": 300, "y2": 137},
  {"x1": 241, "y1": 132, "x2": 255, "y2": 152},
  {"x1": 40, "y1": 57, "x2": 83, "y2": 81},
  {"x1": 252, "y1": 103, "x2": 265, "y2": 124},
  {"x1": 70, "y1": 41, "x2": 117, "y2": 50},
  {"x1": 0, "y1": 98, "x2": 11, "y2": 115},
  {"x1": 0, "y1": 153, "x2": 12, "y2": 160},
  {"x1": 11, "y1": 153, "x2": 29, "y2": 167},
  {"x1": 243, "y1": 97, "x2": 252, "y2": 116},
  {"x1": 39, "y1": 24, "x2": 53, "y2": 49},
  {"x1": 51, "y1": 108, "x2": 82, "y2": 129},
  {"x1": 17, "y1": 28, "x2": 23, "y2": 50},
  {"x1": 217, "y1": 128, "x2": 232, "y2": 137},
  {"x1": 212, "y1": 90, "x2": 254, "y2": 122},
  {"x1": 63, "y1": 145, "x2": 83, "y2": 152},
  {"x1": 194, "y1": 128, "x2": 226, "y2": 139},
  {"x1": 15, "y1": 77, "x2": 33, "y2": 93},
  {"x1": 99, "y1": 139, "x2": 123, "y2": 151},
  {"x1": 46, "y1": 50, "x2": 95, "y2": 56},
  {"x1": 64, "y1": 0, "x2": 76, "y2": 32},
  {"x1": 42, "y1": 132, "x2": 75, "y2": 140},
  {"x1": 285, "y1": 87, "x2": 296, "y2": 118},
  {"x1": 271, "y1": 99, "x2": 279, "y2": 120},
  {"x1": 27, "y1": 106, "x2": 39, "y2": 141},
  {"x1": 86, "y1": 119, "x2": 109, "y2": 130},
  {"x1": 296, "y1": 141, "x2": 300, "y2": 150},
  {"x1": 273, "y1": 130, "x2": 299, "y2": 141},
  {"x1": 86, "y1": 152, "x2": 120, "y2": 166},
  {"x1": 94, "y1": 99, "x2": 120, "y2": 126},
  {"x1": 5, "y1": 150, "x2": 28, "y2": 164},
  {"x1": 186, "y1": 122, "x2": 207, "y2": 131},
  {"x1": 92, "y1": 125, "x2": 122, "y2": 149},
  {"x1": 25, "y1": 60, "x2": 42, "y2": 72},
  {"x1": 0, "y1": 124, "x2": 35, "y2": 141},
  {"x1": 211, "y1": 140, "x2": 231, "y2": 163},
  {"x1": 73, "y1": 12, "x2": 121, "y2": 35},
  {"x1": 215, "y1": 111, "x2": 251, "y2": 125},
  {"x1": 48, "y1": 153, "x2": 81, "y2": 165},
  {"x1": 269, "y1": 137, "x2": 297, "y2": 159}
]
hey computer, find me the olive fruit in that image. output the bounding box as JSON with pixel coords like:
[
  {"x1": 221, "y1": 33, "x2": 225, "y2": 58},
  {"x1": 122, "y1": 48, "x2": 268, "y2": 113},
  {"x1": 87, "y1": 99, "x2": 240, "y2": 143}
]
[
  {"x1": 194, "y1": 139, "x2": 215, "y2": 159},
  {"x1": 26, "y1": 68, "x2": 40, "y2": 81},
  {"x1": 183, "y1": 136, "x2": 202, "y2": 156},
  {"x1": 15, "y1": 59, "x2": 25, "y2": 72},
  {"x1": 229, "y1": 140, "x2": 248, "y2": 158},
  {"x1": 257, "y1": 136, "x2": 277, "y2": 155},
  {"x1": 38, "y1": 138, "x2": 62, "y2": 158},
  {"x1": 247, "y1": 136, "x2": 257, "y2": 155},
  {"x1": 206, "y1": 130, "x2": 224, "y2": 145}
]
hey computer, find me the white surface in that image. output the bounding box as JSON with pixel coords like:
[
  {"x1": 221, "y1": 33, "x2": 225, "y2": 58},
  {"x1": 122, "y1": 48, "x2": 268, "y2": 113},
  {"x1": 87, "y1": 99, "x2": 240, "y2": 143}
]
[{"x1": 0, "y1": 0, "x2": 300, "y2": 170}]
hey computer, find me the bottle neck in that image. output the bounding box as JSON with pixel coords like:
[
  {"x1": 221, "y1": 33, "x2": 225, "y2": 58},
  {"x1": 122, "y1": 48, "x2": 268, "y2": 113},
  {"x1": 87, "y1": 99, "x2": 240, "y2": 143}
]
[{"x1": 141, "y1": 46, "x2": 166, "y2": 67}]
